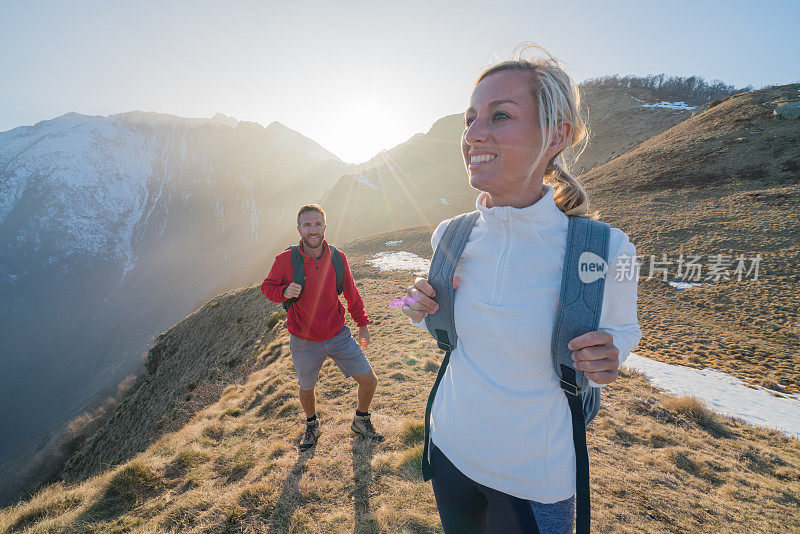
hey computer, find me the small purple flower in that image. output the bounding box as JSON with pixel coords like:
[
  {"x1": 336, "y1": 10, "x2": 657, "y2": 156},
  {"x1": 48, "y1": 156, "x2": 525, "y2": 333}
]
[{"x1": 389, "y1": 295, "x2": 419, "y2": 308}]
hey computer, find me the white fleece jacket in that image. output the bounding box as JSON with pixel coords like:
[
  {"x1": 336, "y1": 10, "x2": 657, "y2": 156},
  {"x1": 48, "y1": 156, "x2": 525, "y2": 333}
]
[{"x1": 411, "y1": 183, "x2": 642, "y2": 503}]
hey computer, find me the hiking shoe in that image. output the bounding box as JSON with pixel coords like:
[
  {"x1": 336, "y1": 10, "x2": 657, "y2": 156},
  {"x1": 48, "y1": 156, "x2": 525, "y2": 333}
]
[
  {"x1": 299, "y1": 419, "x2": 320, "y2": 450},
  {"x1": 351, "y1": 413, "x2": 384, "y2": 442}
]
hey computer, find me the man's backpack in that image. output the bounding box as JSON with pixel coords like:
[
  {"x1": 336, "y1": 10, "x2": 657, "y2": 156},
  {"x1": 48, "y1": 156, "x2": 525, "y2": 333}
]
[
  {"x1": 420, "y1": 211, "x2": 610, "y2": 534},
  {"x1": 282, "y1": 245, "x2": 345, "y2": 311}
]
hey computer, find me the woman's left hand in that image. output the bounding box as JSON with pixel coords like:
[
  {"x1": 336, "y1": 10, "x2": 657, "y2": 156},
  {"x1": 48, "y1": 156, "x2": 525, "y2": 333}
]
[{"x1": 568, "y1": 331, "x2": 620, "y2": 385}]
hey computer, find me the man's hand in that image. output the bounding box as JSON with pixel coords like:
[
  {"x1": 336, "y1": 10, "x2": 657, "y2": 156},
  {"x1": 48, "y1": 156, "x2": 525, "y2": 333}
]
[
  {"x1": 357, "y1": 325, "x2": 370, "y2": 347},
  {"x1": 568, "y1": 330, "x2": 620, "y2": 385},
  {"x1": 401, "y1": 276, "x2": 460, "y2": 323},
  {"x1": 283, "y1": 282, "x2": 302, "y2": 300}
]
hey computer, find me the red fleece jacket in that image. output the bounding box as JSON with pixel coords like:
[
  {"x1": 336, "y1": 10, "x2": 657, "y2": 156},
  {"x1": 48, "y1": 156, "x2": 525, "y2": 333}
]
[{"x1": 261, "y1": 240, "x2": 369, "y2": 341}]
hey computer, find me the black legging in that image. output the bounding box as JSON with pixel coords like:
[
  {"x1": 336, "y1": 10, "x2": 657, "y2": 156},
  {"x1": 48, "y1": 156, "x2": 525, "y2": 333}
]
[{"x1": 430, "y1": 442, "x2": 575, "y2": 534}]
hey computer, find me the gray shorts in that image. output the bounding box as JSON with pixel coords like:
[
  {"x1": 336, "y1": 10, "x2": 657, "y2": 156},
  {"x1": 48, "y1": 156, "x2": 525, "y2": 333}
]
[{"x1": 289, "y1": 326, "x2": 372, "y2": 390}]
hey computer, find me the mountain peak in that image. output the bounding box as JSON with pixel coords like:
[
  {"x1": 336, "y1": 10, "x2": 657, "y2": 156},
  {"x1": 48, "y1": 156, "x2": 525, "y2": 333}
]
[
  {"x1": 263, "y1": 121, "x2": 342, "y2": 162},
  {"x1": 265, "y1": 120, "x2": 293, "y2": 133},
  {"x1": 38, "y1": 111, "x2": 98, "y2": 126},
  {"x1": 210, "y1": 113, "x2": 238, "y2": 129}
]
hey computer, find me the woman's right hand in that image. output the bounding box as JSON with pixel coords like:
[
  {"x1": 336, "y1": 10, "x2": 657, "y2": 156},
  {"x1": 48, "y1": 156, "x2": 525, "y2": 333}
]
[{"x1": 401, "y1": 276, "x2": 459, "y2": 323}]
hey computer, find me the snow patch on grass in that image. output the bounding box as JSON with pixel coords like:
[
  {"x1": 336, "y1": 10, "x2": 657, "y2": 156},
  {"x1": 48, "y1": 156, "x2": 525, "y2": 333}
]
[
  {"x1": 624, "y1": 353, "x2": 800, "y2": 438},
  {"x1": 368, "y1": 251, "x2": 430, "y2": 276}
]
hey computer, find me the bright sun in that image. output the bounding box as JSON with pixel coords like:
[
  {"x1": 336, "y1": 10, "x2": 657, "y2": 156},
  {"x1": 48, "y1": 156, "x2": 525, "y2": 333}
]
[{"x1": 323, "y1": 96, "x2": 404, "y2": 164}]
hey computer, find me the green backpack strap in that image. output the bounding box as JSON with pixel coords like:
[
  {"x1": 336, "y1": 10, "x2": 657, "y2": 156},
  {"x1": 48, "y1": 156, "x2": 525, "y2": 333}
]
[
  {"x1": 282, "y1": 246, "x2": 305, "y2": 311},
  {"x1": 329, "y1": 245, "x2": 345, "y2": 295}
]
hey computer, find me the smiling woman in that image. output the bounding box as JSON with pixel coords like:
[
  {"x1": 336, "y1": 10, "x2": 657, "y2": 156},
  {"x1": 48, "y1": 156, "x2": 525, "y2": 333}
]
[{"x1": 401, "y1": 43, "x2": 642, "y2": 534}]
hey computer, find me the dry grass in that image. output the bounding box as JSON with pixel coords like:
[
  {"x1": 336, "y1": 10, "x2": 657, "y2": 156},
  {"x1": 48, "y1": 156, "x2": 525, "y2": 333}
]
[
  {"x1": 400, "y1": 420, "x2": 425, "y2": 446},
  {"x1": 4, "y1": 492, "x2": 84, "y2": 533},
  {"x1": 106, "y1": 462, "x2": 164, "y2": 504},
  {"x1": 2, "y1": 226, "x2": 799, "y2": 533},
  {"x1": 267, "y1": 310, "x2": 287, "y2": 330},
  {"x1": 214, "y1": 445, "x2": 257, "y2": 482},
  {"x1": 61, "y1": 284, "x2": 278, "y2": 485},
  {"x1": 662, "y1": 395, "x2": 730, "y2": 437}
]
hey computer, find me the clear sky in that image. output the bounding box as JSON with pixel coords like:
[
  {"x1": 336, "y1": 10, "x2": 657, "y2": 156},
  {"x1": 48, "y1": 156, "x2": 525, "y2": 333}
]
[{"x1": 1, "y1": 0, "x2": 798, "y2": 162}]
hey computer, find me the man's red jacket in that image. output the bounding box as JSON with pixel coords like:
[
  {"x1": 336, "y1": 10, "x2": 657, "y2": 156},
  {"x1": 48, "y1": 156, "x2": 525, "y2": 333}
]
[{"x1": 261, "y1": 240, "x2": 369, "y2": 341}]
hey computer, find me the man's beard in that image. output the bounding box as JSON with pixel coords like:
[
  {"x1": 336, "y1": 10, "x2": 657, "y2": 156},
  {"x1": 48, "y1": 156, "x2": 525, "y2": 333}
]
[{"x1": 302, "y1": 233, "x2": 324, "y2": 249}]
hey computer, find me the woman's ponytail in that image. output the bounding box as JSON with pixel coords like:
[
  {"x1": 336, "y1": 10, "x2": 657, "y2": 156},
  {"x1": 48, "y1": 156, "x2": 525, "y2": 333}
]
[{"x1": 546, "y1": 157, "x2": 599, "y2": 219}]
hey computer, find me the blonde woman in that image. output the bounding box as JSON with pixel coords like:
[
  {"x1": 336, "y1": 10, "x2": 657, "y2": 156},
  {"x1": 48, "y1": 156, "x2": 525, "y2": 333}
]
[{"x1": 402, "y1": 45, "x2": 642, "y2": 533}]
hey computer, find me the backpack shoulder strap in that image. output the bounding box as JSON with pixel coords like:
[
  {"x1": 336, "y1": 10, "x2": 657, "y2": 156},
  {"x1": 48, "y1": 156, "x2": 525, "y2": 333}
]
[
  {"x1": 290, "y1": 246, "x2": 305, "y2": 289},
  {"x1": 282, "y1": 246, "x2": 306, "y2": 311},
  {"x1": 420, "y1": 211, "x2": 479, "y2": 482},
  {"x1": 550, "y1": 215, "x2": 611, "y2": 534},
  {"x1": 551, "y1": 216, "x2": 611, "y2": 394},
  {"x1": 423, "y1": 211, "x2": 480, "y2": 351},
  {"x1": 329, "y1": 245, "x2": 345, "y2": 295}
]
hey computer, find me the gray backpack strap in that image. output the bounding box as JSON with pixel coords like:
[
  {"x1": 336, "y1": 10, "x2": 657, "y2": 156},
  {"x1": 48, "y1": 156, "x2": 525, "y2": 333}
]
[
  {"x1": 420, "y1": 211, "x2": 479, "y2": 482},
  {"x1": 551, "y1": 216, "x2": 611, "y2": 397},
  {"x1": 423, "y1": 211, "x2": 480, "y2": 351},
  {"x1": 551, "y1": 215, "x2": 610, "y2": 534}
]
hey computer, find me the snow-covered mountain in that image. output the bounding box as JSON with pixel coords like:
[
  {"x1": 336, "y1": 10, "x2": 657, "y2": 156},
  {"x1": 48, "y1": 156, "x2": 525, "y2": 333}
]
[
  {"x1": 0, "y1": 111, "x2": 351, "y2": 464},
  {"x1": 0, "y1": 111, "x2": 343, "y2": 280}
]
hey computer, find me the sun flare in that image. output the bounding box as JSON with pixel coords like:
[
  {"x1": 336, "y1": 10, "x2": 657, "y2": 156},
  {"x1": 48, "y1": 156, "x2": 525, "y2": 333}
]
[{"x1": 325, "y1": 96, "x2": 404, "y2": 163}]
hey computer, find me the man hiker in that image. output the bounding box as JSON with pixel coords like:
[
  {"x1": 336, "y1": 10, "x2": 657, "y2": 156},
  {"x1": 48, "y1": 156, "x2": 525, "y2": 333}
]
[{"x1": 261, "y1": 203, "x2": 383, "y2": 450}]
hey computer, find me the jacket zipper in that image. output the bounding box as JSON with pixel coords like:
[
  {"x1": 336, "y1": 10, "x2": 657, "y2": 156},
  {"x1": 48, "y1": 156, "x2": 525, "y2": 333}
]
[{"x1": 492, "y1": 214, "x2": 511, "y2": 304}]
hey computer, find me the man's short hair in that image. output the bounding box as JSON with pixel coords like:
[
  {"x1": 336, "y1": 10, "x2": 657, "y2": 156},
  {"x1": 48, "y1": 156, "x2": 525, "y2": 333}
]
[{"x1": 297, "y1": 204, "x2": 326, "y2": 226}]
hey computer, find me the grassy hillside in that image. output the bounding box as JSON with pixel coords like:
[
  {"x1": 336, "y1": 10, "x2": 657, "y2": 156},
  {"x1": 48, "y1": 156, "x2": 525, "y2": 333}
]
[
  {"x1": 581, "y1": 84, "x2": 800, "y2": 394},
  {"x1": 62, "y1": 286, "x2": 279, "y2": 483},
  {"x1": 2, "y1": 228, "x2": 798, "y2": 533},
  {"x1": 566, "y1": 85, "x2": 693, "y2": 175}
]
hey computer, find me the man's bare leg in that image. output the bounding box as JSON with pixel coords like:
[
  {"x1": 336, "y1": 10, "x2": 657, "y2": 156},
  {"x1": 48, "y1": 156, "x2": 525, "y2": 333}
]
[
  {"x1": 352, "y1": 370, "x2": 378, "y2": 413},
  {"x1": 351, "y1": 370, "x2": 383, "y2": 441},
  {"x1": 299, "y1": 387, "x2": 316, "y2": 418},
  {"x1": 298, "y1": 386, "x2": 320, "y2": 450}
]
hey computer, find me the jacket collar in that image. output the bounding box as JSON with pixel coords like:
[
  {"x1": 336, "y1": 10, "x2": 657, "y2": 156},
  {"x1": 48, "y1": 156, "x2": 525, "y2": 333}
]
[
  {"x1": 298, "y1": 239, "x2": 329, "y2": 260},
  {"x1": 475, "y1": 183, "x2": 562, "y2": 225}
]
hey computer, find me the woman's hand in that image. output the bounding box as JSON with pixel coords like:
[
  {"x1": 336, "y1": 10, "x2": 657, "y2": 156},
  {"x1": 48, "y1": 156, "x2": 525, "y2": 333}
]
[
  {"x1": 401, "y1": 276, "x2": 460, "y2": 323},
  {"x1": 568, "y1": 331, "x2": 620, "y2": 385}
]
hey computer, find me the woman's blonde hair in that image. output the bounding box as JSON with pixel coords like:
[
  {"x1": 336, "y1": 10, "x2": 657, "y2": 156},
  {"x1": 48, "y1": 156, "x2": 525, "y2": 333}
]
[{"x1": 475, "y1": 44, "x2": 597, "y2": 219}]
